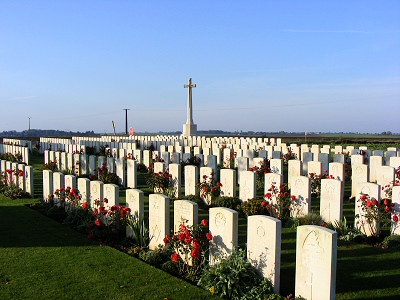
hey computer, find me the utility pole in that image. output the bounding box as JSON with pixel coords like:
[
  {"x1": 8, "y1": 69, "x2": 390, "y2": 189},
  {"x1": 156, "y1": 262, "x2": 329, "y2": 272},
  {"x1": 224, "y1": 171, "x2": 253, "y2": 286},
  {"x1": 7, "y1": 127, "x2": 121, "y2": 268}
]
[
  {"x1": 28, "y1": 117, "x2": 31, "y2": 136},
  {"x1": 123, "y1": 109, "x2": 130, "y2": 135}
]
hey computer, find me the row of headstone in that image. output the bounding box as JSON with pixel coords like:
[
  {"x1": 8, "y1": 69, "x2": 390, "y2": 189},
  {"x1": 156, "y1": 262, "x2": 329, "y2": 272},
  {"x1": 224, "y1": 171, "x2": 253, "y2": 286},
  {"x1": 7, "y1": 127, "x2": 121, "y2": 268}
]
[
  {"x1": 0, "y1": 159, "x2": 34, "y2": 197},
  {"x1": 127, "y1": 191, "x2": 337, "y2": 299},
  {"x1": 0, "y1": 143, "x2": 30, "y2": 164},
  {"x1": 42, "y1": 170, "x2": 119, "y2": 208},
  {"x1": 2, "y1": 138, "x2": 33, "y2": 151}
]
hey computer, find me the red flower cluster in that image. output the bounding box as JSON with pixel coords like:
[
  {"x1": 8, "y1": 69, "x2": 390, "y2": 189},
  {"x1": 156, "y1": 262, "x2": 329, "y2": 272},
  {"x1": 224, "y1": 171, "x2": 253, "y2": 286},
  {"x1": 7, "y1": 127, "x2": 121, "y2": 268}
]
[{"x1": 165, "y1": 220, "x2": 212, "y2": 265}]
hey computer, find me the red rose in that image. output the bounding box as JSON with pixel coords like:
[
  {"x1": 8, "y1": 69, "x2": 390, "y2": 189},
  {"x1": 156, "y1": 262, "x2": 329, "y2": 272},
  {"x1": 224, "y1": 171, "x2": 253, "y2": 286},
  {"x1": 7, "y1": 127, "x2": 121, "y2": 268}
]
[
  {"x1": 206, "y1": 233, "x2": 213, "y2": 241},
  {"x1": 163, "y1": 235, "x2": 169, "y2": 244},
  {"x1": 171, "y1": 253, "x2": 179, "y2": 262},
  {"x1": 292, "y1": 195, "x2": 297, "y2": 201},
  {"x1": 193, "y1": 240, "x2": 201, "y2": 249},
  {"x1": 103, "y1": 198, "x2": 108, "y2": 203},
  {"x1": 261, "y1": 201, "x2": 267, "y2": 207},
  {"x1": 201, "y1": 219, "x2": 208, "y2": 226},
  {"x1": 191, "y1": 249, "x2": 201, "y2": 258},
  {"x1": 393, "y1": 215, "x2": 399, "y2": 223},
  {"x1": 366, "y1": 201, "x2": 372, "y2": 207},
  {"x1": 82, "y1": 202, "x2": 88, "y2": 209},
  {"x1": 384, "y1": 199, "x2": 390, "y2": 206},
  {"x1": 95, "y1": 219, "x2": 101, "y2": 227}
]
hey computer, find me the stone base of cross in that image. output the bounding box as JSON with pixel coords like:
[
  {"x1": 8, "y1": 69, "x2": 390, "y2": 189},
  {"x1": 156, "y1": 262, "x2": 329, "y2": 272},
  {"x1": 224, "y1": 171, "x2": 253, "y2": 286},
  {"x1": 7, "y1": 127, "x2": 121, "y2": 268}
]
[{"x1": 183, "y1": 123, "x2": 197, "y2": 137}]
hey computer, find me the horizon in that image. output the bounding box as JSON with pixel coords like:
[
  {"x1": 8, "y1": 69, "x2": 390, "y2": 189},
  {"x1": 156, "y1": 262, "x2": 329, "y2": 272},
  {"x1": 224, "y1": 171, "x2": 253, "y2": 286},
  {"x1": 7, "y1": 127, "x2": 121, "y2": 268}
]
[{"x1": 1, "y1": 1, "x2": 399, "y2": 134}]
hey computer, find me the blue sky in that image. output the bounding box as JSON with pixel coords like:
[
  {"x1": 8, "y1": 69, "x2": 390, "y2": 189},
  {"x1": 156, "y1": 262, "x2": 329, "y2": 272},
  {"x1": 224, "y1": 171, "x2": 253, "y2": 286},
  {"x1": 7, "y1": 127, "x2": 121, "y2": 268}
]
[{"x1": 1, "y1": 1, "x2": 399, "y2": 134}]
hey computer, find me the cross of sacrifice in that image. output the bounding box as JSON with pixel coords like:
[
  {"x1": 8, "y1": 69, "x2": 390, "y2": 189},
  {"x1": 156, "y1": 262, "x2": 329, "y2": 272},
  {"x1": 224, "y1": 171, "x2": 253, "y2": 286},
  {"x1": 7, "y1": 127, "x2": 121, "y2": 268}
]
[{"x1": 184, "y1": 78, "x2": 196, "y2": 124}]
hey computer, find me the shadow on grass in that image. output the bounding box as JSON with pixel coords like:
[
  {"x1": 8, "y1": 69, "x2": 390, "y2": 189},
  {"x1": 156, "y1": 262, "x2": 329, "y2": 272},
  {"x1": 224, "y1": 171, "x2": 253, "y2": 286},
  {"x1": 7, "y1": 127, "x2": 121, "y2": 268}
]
[{"x1": 0, "y1": 205, "x2": 95, "y2": 248}]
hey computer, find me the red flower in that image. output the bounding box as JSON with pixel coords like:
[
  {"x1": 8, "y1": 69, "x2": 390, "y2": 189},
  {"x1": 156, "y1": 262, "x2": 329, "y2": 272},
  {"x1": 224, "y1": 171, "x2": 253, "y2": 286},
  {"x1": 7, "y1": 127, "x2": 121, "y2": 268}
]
[
  {"x1": 393, "y1": 215, "x2": 399, "y2": 223},
  {"x1": 261, "y1": 201, "x2": 267, "y2": 207},
  {"x1": 193, "y1": 240, "x2": 201, "y2": 249},
  {"x1": 384, "y1": 199, "x2": 390, "y2": 206},
  {"x1": 201, "y1": 219, "x2": 208, "y2": 226},
  {"x1": 203, "y1": 186, "x2": 207, "y2": 192},
  {"x1": 360, "y1": 194, "x2": 367, "y2": 201},
  {"x1": 163, "y1": 235, "x2": 169, "y2": 244},
  {"x1": 217, "y1": 182, "x2": 222, "y2": 187},
  {"x1": 366, "y1": 201, "x2": 372, "y2": 207},
  {"x1": 104, "y1": 198, "x2": 108, "y2": 203},
  {"x1": 93, "y1": 209, "x2": 98, "y2": 216},
  {"x1": 191, "y1": 249, "x2": 201, "y2": 258},
  {"x1": 211, "y1": 187, "x2": 216, "y2": 192},
  {"x1": 95, "y1": 219, "x2": 101, "y2": 227},
  {"x1": 264, "y1": 193, "x2": 272, "y2": 199},
  {"x1": 206, "y1": 233, "x2": 213, "y2": 241},
  {"x1": 291, "y1": 195, "x2": 297, "y2": 201},
  {"x1": 82, "y1": 202, "x2": 88, "y2": 209},
  {"x1": 171, "y1": 253, "x2": 179, "y2": 262}
]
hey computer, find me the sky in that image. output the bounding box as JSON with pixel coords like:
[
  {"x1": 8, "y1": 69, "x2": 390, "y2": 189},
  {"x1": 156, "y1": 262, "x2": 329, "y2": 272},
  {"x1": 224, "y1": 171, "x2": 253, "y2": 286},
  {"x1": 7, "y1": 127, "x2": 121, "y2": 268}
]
[{"x1": 1, "y1": 1, "x2": 399, "y2": 134}]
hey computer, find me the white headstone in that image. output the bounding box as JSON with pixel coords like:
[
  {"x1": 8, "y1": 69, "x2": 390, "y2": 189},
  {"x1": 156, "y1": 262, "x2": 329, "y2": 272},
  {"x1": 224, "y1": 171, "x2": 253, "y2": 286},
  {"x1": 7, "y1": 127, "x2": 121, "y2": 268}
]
[
  {"x1": 42, "y1": 170, "x2": 53, "y2": 201},
  {"x1": 247, "y1": 215, "x2": 281, "y2": 294},
  {"x1": 290, "y1": 176, "x2": 311, "y2": 218},
  {"x1": 320, "y1": 179, "x2": 343, "y2": 223},
  {"x1": 355, "y1": 182, "x2": 380, "y2": 236},
  {"x1": 184, "y1": 165, "x2": 198, "y2": 196},
  {"x1": 239, "y1": 171, "x2": 256, "y2": 201},
  {"x1": 126, "y1": 159, "x2": 137, "y2": 188},
  {"x1": 209, "y1": 207, "x2": 238, "y2": 265},
  {"x1": 90, "y1": 180, "x2": 104, "y2": 208},
  {"x1": 351, "y1": 164, "x2": 369, "y2": 198},
  {"x1": 174, "y1": 200, "x2": 198, "y2": 233},
  {"x1": 149, "y1": 194, "x2": 170, "y2": 250},
  {"x1": 77, "y1": 178, "x2": 90, "y2": 203},
  {"x1": 295, "y1": 225, "x2": 337, "y2": 300},
  {"x1": 391, "y1": 186, "x2": 400, "y2": 235},
  {"x1": 219, "y1": 168, "x2": 237, "y2": 197}
]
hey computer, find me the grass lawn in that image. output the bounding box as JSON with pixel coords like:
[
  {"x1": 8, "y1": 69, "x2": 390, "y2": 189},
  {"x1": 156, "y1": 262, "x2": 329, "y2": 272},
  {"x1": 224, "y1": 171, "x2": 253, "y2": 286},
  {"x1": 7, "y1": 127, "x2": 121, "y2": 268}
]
[
  {"x1": 0, "y1": 196, "x2": 219, "y2": 300},
  {"x1": 1, "y1": 152, "x2": 400, "y2": 299}
]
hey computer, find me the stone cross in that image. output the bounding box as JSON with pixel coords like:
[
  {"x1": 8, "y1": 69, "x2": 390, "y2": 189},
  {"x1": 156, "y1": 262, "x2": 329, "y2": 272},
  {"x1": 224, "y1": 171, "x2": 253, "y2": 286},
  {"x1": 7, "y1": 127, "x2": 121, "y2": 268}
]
[{"x1": 184, "y1": 78, "x2": 196, "y2": 124}]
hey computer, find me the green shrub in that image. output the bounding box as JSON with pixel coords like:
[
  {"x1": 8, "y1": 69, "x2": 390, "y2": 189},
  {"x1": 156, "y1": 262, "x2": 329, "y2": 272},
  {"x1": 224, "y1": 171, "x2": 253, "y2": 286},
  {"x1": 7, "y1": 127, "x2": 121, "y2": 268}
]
[
  {"x1": 295, "y1": 212, "x2": 325, "y2": 227},
  {"x1": 382, "y1": 234, "x2": 400, "y2": 249},
  {"x1": 238, "y1": 198, "x2": 269, "y2": 217},
  {"x1": 46, "y1": 206, "x2": 67, "y2": 222},
  {"x1": 214, "y1": 196, "x2": 242, "y2": 210},
  {"x1": 198, "y1": 248, "x2": 274, "y2": 299},
  {"x1": 99, "y1": 172, "x2": 119, "y2": 185},
  {"x1": 137, "y1": 163, "x2": 148, "y2": 173},
  {"x1": 62, "y1": 206, "x2": 95, "y2": 232},
  {"x1": 139, "y1": 246, "x2": 172, "y2": 268}
]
